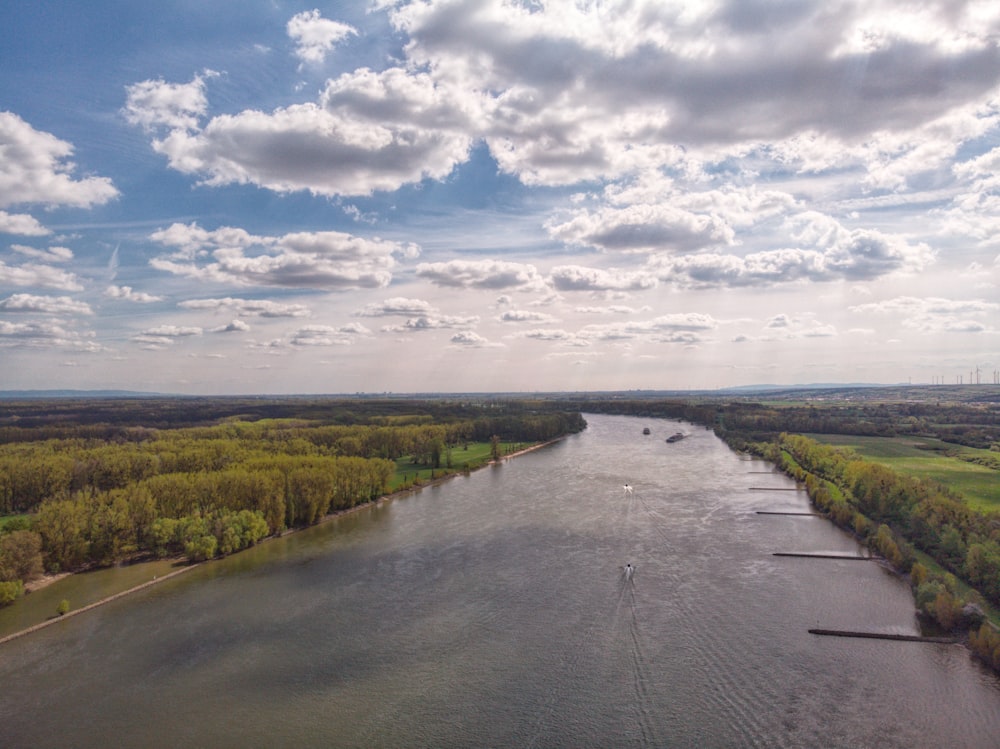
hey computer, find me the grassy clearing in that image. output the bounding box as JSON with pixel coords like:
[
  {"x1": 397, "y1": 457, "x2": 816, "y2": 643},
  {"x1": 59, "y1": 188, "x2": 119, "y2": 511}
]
[
  {"x1": 0, "y1": 515, "x2": 31, "y2": 531},
  {"x1": 388, "y1": 441, "x2": 524, "y2": 491},
  {"x1": 807, "y1": 434, "x2": 1000, "y2": 511}
]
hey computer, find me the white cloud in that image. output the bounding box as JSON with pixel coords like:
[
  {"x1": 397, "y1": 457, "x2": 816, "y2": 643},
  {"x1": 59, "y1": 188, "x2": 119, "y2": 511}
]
[
  {"x1": 0, "y1": 293, "x2": 92, "y2": 315},
  {"x1": 123, "y1": 73, "x2": 214, "y2": 132},
  {"x1": 134, "y1": 67, "x2": 482, "y2": 196},
  {"x1": 417, "y1": 259, "x2": 546, "y2": 290},
  {"x1": 141, "y1": 325, "x2": 203, "y2": 338},
  {"x1": 498, "y1": 309, "x2": 558, "y2": 324},
  {"x1": 515, "y1": 328, "x2": 585, "y2": 345},
  {"x1": 0, "y1": 112, "x2": 118, "y2": 208},
  {"x1": 149, "y1": 222, "x2": 417, "y2": 290},
  {"x1": 210, "y1": 320, "x2": 251, "y2": 333},
  {"x1": 288, "y1": 324, "x2": 365, "y2": 346},
  {"x1": 576, "y1": 312, "x2": 718, "y2": 343},
  {"x1": 388, "y1": 0, "x2": 1000, "y2": 188},
  {"x1": 0, "y1": 259, "x2": 83, "y2": 291},
  {"x1": 646, "y1": 212, "x2": 933, "y2": 288},
  {"x1": 549, "y1": 265, "x2": 656, "y2": 292},
  {"x1": 0, "y1": 319, "x2": 100, "y2": 351},
  {"x1": 178, "y1": 297, "x2": 310, "y2": 317},
  {"x1": 355, "y1": 297, "x2": 437, "y2": 316},
  {"x1": 0, "y1": 211, "x2": 50, "y2": 236},
  {"x1": 380, "y1": 314, "x2": 479, "y2": 333},
  {"x1": 104, "y1": 285, "x2": 164, "y2": 303},
  {"x1": 450, "y1": 331, "x2": 501, "y2": 347},
  {"x1": 287, "y1": 10, "x2": 356, "y2": 64},
  {"x1": 850, "y1": 295, "x2": 998, "y2": 334},
  {"x1": 10, "y1": 245, "x2": 73, "y2": 263}
]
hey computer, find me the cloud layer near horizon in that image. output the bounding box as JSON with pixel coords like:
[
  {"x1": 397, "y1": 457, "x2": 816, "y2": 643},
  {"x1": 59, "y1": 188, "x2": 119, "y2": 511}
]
[{"x1": 1, "y1": 0, "x2": 999, "y2": 393}]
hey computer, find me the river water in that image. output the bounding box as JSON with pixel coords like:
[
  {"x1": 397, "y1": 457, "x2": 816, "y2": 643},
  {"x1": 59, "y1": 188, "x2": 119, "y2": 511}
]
[{"x1": 1, "y1": 414, "x2": 998, "y2": 748}]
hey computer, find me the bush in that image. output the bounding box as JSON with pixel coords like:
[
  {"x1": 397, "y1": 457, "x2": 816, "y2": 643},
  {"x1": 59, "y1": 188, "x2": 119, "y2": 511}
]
[
  {"x1": 0, "y1": 580, "x2": 24, "y2": 606},
  {"x1": 56, "y1": 598, "x2": 69, "y2": 616}
]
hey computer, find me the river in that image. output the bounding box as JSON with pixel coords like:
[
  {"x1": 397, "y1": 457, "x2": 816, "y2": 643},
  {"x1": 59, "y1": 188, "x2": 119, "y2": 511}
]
[{"x1": 1, "y1": 414, "x2": 998, "y2": 748}]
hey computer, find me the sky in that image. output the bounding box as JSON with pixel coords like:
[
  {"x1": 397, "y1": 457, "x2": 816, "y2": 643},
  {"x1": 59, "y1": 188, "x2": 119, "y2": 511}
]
[{"x1": 1, "y1": 0, "x2": 999, "y2": 395}]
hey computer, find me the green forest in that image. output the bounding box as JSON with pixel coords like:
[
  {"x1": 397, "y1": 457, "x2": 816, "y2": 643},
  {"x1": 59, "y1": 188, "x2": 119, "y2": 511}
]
[{"x1": 0, "y1": 397, "x2": 586, "y2": 606}]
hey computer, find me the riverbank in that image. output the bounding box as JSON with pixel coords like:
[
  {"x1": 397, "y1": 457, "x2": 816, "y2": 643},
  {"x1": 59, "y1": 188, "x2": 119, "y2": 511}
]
[
  {"x1": 0, "y1": 435, "x2": 566, "y2": 644},
  {"x1": 0, "y1": 563, "x2": 199, "y2": 646}
]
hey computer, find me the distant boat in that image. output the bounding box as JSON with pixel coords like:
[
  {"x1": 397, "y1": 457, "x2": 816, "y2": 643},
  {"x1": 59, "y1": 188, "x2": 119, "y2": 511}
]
[
  {"x1": 666, "y1": 432, "x2": 685, "y2": 443},
  {"x1": 642, "y1": 427, "x2": 651, "y2": 435}
]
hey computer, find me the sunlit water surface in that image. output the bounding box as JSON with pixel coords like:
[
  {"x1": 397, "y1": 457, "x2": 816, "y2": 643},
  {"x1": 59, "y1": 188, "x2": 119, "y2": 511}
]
[{"x1": 1, "y1": 414, "x2": 998, "y2": 748}]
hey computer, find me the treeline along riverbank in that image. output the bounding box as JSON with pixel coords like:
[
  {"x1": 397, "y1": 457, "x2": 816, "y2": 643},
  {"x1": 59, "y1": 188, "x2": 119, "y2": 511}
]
[{"x1": 0, "y1": 397, "x2": 585, "y2": 611}]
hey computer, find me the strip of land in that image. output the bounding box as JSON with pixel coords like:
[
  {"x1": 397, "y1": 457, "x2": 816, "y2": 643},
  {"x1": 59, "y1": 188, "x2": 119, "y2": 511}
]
[{"x1": 0, "y1": 564, "x2": 199, "y2": 646}]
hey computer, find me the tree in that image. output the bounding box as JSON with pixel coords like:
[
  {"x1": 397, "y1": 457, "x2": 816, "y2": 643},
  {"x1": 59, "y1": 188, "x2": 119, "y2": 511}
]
[
  {"x1": 0, "y1": 580, "x2": 24, "y2": 606},
  {"x1": 35, "y1": 496, "x2": 90, "y2": 572},
  {"x1": 0, "y1": 530, "x2": 44, "y2": 583}
]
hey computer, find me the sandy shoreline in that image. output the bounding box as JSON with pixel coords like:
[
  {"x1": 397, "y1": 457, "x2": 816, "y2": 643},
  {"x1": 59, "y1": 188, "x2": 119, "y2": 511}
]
[{"x1": 1, "y1": 436, "x2": 564, "y2": 645}]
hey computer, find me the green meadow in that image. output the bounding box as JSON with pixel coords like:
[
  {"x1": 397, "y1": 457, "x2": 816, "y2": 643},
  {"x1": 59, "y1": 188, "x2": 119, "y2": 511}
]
[
  {"x1": 389, "y1": 441, "x2": 525, "y2": 491},
  {"x1": 807, "y1": 434, "x2": 1000, "y2": 511}
]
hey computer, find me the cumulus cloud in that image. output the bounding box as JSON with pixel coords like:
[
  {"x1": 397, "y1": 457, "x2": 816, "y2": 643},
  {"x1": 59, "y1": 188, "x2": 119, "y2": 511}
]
[
  {"x1": 104, "y1": 285, "x2": 163, "y2": 303},
  {"x1": 123, "y1": 73, "x2": 214, "y2": 132},
  {"x1": 288, "y1": 324, "x2": 368, "y2": 346},
  {"x1": 0, "y1": 112, "x2": 118, "y2": 209},
  {"x1": 0, "y1": 293, "x2": 92, "y2": 315},
  {"x1": 498, "y1": 309, "x2": 558, "y2": 323},
  {"x1": 516, "y1": 328, "x2": 583, "y2": 343},
  {"x1": 0, "y1": 259, "x2": 83, "y2": 291},
  {"x1": 10, "y1": 245, "x2": 73, "y2": 263},
  {"x1": 549, "y1": 265, "x2": 656, "y2": 292},
  {"x1": 0, "y1": 211, "x2": 50, "y2": 236},
  {"x1": 646, "y1": 213, "x2": 933, "y2": 288},
  {"x1": 850, "y1": 295, "x2": 998, "y2": 333},
  {"x1": 380, "y1": 314, "x2": 479, "y2": 333},
  {"x1": 130, "y1": 67, "x2": 481, "y2": 196},
  {"x1": 287, "y1": 10, "x2": 356, "y2": 64},
  {"x1": 0, "y1": 319, "x2": 101, "y2": 351},
  {"x1": 355, "y1": 297, "x2": 437, "y2": 317},
  {"x1": 178, "y1": 297, "x2": 310, "y2": 317},
  {"x1": 450, "y1": 331, "x2": 501, "y2": 347},
  {"x1": 210, "y1": 320, "x2": 251, "y2": 333},
  {"x1": 141, "y1": 325, "x2": 202, "y2": 338},
  {"x1": 549, "y1": 178, "x2": 799, "y2": 254},
  {"x1": 389, "y1": 0, "x2": 1000, "y2": 186},
  {"x1": 417, "y1": 259, "x2": 546, "y2": 290},
  {"x1": 577, "y1": 312, "x2": 718, "y2": 343},
  {"x1": 149, "y1": 222, "x2": 417, "y2": 290}
]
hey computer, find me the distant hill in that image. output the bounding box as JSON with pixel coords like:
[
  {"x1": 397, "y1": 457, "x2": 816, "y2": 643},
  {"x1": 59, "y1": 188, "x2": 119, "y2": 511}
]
[{"x1": 0, "y1": 390, "x2": 166, "y2": 399}]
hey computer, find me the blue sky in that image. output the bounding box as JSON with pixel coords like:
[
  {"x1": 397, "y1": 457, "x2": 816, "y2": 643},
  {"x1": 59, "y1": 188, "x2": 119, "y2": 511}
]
[{"x1": 1, "y1": 0, "x2": 999, "y2": 394}]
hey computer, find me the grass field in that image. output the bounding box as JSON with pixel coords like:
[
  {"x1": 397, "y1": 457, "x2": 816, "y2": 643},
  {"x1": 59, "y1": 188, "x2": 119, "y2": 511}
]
[
  {"x1": 806, "y1": 434, "x2": 1000, "y2": 511},
  {"x1": 388, "y1": 441, "x2": 524, "y2": 491},
  {"x1": 0, "y1": 515, "x2": 30, "y2": 531}
]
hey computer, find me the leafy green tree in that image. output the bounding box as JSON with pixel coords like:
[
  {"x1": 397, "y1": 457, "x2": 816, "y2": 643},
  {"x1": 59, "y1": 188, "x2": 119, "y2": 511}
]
[
  {"x1": 35, "y1": 496, "x2": 90, "y2": 571},
  {"x1": 0, "y1": 580, "x2": 25, "y2": 606},
  {"x1": 0, "y1": 529, "x2": 44, "y2": 583},
  {"x1": 149, "y1": 517, "x2": 180, "y2": 557},
  {"x1": 964, "y1": 542, "x2": 1000, "y2": 603}
]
